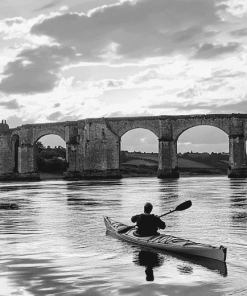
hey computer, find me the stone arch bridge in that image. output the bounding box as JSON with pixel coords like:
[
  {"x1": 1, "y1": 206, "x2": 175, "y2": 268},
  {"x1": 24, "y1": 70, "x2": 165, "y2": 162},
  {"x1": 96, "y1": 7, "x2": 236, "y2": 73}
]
[{"x1": 1, "y1": 114, "x2": 247, "y2": 180}]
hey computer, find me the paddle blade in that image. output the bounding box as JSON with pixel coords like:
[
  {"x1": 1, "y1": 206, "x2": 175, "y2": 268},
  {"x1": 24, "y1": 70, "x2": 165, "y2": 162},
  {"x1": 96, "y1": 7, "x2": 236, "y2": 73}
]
[{"x1": 175, "y1": 200, "x2": 192, "y2": 211}]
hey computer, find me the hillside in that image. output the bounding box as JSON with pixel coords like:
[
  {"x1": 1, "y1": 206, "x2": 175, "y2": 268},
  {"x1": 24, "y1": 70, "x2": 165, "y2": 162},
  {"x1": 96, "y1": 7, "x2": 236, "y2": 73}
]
[{"x1": 120, "y1": 151, "x2": 229, "y2": 176}]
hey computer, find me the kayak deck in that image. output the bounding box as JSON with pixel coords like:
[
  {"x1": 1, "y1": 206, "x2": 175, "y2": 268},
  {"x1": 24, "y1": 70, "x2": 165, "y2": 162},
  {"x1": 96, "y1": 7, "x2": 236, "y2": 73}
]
[{"x1": 104, "y1": 216, "x2": 227, "y2": 262}]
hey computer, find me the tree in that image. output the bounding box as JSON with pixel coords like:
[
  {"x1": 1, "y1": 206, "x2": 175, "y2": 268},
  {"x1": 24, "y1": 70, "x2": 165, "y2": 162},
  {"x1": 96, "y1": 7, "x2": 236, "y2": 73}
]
[{"x1": 36, "y1": 141, "x2": 46, "y2": 153}]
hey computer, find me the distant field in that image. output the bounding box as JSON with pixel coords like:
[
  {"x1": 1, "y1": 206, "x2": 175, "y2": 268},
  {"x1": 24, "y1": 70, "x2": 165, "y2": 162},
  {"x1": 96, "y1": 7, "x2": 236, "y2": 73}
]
[
  {"x1": 122, "y1": 159, "x2": 157, "y2": 167},
  {"x1": 121, "y1": 152, "x2": 229, "y2": 170},
  {"x1": 129, "y1": 153, "x2": 158, "y2": 162},
  {"x1": 122, "y1": 157, "x2": 215, "y2": 169},
  {"x1": 177, "y1": 158, "x2": 214, "y2": 169}
]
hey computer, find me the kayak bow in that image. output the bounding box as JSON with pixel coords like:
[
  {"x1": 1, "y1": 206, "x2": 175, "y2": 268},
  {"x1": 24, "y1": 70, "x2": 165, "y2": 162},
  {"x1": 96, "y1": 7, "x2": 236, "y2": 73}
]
[{"x1": 104, "y1": 216, "x2": 227, "y2": 262}]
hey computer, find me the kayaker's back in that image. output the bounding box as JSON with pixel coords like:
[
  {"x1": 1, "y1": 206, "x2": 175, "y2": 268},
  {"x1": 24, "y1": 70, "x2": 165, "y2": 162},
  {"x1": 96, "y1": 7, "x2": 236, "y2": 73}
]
[{"x1": 131, "y1": 214, "x2": 165, "y2": 236}]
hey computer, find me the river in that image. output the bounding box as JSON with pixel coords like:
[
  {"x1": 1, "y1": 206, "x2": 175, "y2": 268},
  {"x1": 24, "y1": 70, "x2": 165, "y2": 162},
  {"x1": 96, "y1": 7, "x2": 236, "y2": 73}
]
[{"x1": 0, "y1": 176, "x2": 247, "y2": 296}]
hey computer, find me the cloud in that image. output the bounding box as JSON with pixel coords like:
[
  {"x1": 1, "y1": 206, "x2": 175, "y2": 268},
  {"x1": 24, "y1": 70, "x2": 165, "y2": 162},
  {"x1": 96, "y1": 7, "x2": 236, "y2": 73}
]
[
  {"x1": 132, "y1": 69, "x2": 160, "y2": 84},
  {"x1": 0, "y1": 99, "x2": 22, "y2": 109},
  {"x1": 148, "y1": 95, "x2": 247, "y2": 114},
  {"x1": 205, "y1": 69, "x2": 246, "y2": 80},
  {"x1": 0, "y1": 0, "x2": 236, "y2": 95},
  {"x1": 207, "y1": 99, "x2": 247, "y2": 114},
  {"x1": 46, "y1": 111, "x2": 63, "y2": 121},
  {"x1": 177, "y1": 88, "x2": 199, "y2": 99},
  {"x1": 230, "y1": 27, "x2": 247, "y2": 37},
  {"x1": 105, "y1": 108, "x2": 154, "y2": 118},
  {"x1": 4, "y1": 17, "x2": 25, "y2": 26},
  {"x1": 31, "y1": 0, "x2": 226, "y2": 61},
  {"x1": 34, "y1": 0, "x2": 62, "y2": 12},
  {"x1": 46, "y1": 110, "x2": 81, "y2": 122},
  {"x1": 193, "y1": 42, "x2": 240, "y2": 59},
  {"x1": 6, "y1": 115, "x2": 34, "y2": 128},
  {"x1": 198, "y1": 69, "x2": 246, "y2": 88},
  {"x1": 0, "y1": 45, "x2": 78, "y2": 94},
  {"x1": 104, "y1": 79, "x2": 124, "y2": 88}
]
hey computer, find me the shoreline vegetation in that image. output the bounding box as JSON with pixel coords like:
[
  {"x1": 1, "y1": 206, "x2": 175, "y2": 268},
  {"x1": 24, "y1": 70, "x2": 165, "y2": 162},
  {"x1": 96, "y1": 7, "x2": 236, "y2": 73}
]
[{"x1": 39, "y1": 150, "x2": 229, "y2": 180}]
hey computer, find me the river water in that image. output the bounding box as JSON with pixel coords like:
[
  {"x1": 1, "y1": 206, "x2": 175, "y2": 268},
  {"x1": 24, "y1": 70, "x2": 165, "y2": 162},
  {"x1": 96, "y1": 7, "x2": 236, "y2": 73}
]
[{"x1": 0, "y1": 176, "x2": 247, "y2": 296}]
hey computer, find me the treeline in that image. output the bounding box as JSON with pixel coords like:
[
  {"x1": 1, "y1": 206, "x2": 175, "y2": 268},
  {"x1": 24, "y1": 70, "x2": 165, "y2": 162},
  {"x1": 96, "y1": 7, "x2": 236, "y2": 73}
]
[
  {"x1": 120, "y1": 151, "x2": 229, "y2": 162},
  {"x1": 36, "y1": 142, "x2": 68, "y2": 173}
]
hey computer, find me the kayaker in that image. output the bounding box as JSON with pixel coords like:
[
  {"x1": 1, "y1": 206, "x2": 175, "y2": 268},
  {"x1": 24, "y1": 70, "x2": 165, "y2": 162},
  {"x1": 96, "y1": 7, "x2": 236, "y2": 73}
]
[{"x1": 131, "y1": 202, "x2": 166, "y2": 236}]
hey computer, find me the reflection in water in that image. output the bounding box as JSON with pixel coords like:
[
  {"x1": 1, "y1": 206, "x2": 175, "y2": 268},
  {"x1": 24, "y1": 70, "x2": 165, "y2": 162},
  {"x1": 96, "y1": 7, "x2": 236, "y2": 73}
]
[
  {"x1": 133, "y1": 249, "x2": 164, "y2": 281},
  {"x1": 0, "y1": 203, "x2": 19, "y2": 210},
  {"x1": 67, "y1": 198, "x2": 102, "y2": 206},
  {"x1": 66, "y1": 180, "x2": 123, "y2": 207},
  {"x1": 229, "y1": 179, "x2": 247, "y2": 229},
  {"x1": 158, "y1": 179, "x2": 179, "y2": 199},
  {"x1": 231, "y1": 212, "x2": 247, "y2": 221},
  {"x1": 230, "y1": 198, "x2": 247, "y2": 208},
  {"x1": 230, "y1": 179, "x2": 247, "y2": 202},
  {"x1": 173, "y1": 253, "x2": 227, "y2": 277},
  {"x1": 177, "y1": 264, "x2": 193, "y2": 274},
  {"x1": 67, "y1": 180, "x2": 123, "y2": 190},
  {"x1": 132, "y1": 247, "x2": 227, "y2": 281}
]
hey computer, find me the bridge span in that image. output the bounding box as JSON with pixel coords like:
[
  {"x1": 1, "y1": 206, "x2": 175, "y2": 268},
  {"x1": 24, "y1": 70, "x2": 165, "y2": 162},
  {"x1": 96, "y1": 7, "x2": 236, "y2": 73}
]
[{"x1": 1, "y1": 114, "x2": 247, "y2": 180}]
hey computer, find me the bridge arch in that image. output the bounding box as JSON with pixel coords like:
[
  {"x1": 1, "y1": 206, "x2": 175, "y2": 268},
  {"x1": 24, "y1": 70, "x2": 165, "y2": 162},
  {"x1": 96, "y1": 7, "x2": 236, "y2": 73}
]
[
  {"x1": 121, "y1": 128, "x2": 158, "y2": 153},
  {"x1": 32, "y1": 127, "x2": 66, "y2": 145},
  {"x1": 119, "y1": 125, "x2": 159, "y2": 138},
  {"x1": 34, "y1": 133, "x2": 67, "y2": 176},
  {"x1": 174, "y1": 121, "x2": 229, "y2": 141},
  {"x1": 107, "y1": 118, "x2": 160, "y2": 138}
]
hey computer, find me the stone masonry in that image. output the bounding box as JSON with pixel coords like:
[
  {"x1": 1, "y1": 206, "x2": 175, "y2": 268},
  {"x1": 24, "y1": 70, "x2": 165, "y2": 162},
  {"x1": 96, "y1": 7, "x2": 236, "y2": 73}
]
[{"x1": 0, "y1": 114, "x2": 247, "y2": 180}]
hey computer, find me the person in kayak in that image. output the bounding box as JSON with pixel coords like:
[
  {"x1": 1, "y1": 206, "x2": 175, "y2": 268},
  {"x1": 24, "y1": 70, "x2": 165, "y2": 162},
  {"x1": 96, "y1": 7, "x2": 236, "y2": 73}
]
[{"x1": 131, "y1": 202, "x2": 166, "y2": 236}]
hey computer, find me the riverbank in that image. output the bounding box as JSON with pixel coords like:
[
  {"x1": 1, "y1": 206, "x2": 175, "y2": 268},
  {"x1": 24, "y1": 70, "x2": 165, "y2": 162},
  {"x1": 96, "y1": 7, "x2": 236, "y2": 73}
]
[
  {"x1": 39, "y1": 171, "x2": 226, "y2": 180},
  {"x1": 40, "y1": 173, "x2": 64, "y2": 180}
]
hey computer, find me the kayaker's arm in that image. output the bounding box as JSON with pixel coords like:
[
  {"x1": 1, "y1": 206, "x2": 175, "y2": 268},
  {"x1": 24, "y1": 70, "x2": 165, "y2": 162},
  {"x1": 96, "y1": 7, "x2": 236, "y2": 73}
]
[
  {"x1": 155, "y1": 215, "x2": 166, "y2": 230},
  {"x1": 131, "y1": 214, "x2": 139, "y2": 223}
]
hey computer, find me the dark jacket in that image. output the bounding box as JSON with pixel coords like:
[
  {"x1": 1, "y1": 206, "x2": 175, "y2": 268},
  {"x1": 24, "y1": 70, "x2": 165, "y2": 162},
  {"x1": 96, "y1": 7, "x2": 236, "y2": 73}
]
[{"x1": 131, "y1": 213, "x2": 166, "y2": 236}]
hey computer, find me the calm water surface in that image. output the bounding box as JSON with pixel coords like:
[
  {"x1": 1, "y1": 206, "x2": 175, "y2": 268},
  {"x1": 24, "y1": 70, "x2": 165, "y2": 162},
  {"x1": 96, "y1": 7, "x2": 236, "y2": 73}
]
[{"x1": 0, "y1": 176, "x2": 247, "y2": 296}]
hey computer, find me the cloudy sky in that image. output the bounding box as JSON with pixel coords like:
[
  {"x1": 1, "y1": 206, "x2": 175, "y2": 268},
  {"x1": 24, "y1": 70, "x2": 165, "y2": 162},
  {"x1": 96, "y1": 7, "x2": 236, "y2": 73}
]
[{"x1": 1, "y1": 0, "x2": 247, "y2": 152}]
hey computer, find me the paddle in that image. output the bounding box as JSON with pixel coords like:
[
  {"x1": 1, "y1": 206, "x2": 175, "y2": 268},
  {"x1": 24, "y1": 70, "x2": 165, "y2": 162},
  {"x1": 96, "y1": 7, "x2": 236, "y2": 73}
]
[
  {"x1": 159, "y1": 200, "x2": 192, "y2": 218},
  {"x1": 117, "y1": 200, "x2": 192, "y2": 234}
]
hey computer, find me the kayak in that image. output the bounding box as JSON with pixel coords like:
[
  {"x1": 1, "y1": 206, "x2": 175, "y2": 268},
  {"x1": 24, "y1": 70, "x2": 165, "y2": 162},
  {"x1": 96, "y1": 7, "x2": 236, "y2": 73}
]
[{"x1": 104, "y1": 216, "x2": 227, "y2": 262}]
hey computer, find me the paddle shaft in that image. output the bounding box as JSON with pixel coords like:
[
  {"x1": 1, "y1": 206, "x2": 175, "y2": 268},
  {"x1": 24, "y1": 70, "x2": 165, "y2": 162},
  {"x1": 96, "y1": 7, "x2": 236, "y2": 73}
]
[{"x1": 159, "y1": 209, "x2": 176, "y2": 218}]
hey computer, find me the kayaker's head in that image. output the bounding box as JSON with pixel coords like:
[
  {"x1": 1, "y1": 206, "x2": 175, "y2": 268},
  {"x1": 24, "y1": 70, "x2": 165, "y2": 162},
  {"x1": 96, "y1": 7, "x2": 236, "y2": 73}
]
[{"x1": 144, "y1": 202, "x2": 153, "y2": 214}]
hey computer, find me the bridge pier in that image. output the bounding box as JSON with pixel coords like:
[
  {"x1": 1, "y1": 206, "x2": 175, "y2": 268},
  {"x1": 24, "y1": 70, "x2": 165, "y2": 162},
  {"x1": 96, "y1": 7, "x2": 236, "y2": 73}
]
[
  {"x1": 0, "y1": 121, "x2": 15, "y2": 180},
  {"x1": 63, "y1": 140, "x2": 82, "y2": 180},
  {"x1": 78, "y1": 119, "x2": 122, "y2": 179},
  {"x1": 228, "y1": 133, "x2": 247, "y2": 178},
  {"x1": 157, "y1": 139, "x2": 179, "y2": 178},
  {"x1": 17, "y1": 143, "x2": 40, "y2": 180}
]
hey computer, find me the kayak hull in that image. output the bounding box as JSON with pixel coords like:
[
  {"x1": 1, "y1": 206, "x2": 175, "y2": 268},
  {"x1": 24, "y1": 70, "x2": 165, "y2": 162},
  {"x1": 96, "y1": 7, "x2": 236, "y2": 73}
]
[{"x1": 104, "y1": 216, "x2": 227, "y2": 262}]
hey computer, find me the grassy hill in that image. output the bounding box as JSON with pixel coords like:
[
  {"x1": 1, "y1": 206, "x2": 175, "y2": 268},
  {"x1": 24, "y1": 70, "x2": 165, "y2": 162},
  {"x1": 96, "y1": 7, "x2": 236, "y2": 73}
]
[{"x1": 120, "y1": 151, "x2": 228, "y2": 176}]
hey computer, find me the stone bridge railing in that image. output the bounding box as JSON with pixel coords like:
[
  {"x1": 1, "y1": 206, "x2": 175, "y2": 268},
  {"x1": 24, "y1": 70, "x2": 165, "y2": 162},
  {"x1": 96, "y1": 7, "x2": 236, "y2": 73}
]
[{"x1": 0, "y1": 114, "x2": 247, "y2": 180}]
